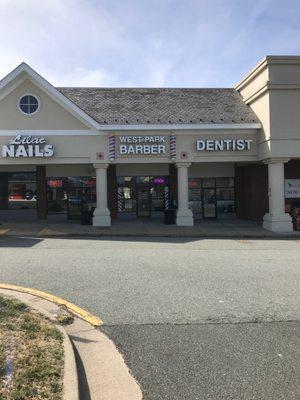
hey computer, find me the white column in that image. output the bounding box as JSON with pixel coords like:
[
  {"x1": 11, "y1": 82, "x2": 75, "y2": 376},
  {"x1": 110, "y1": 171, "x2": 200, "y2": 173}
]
[
  {"x1": 176, "y1": 162, "x2": 194, "y2": 226},
  {"x1": 263, "y1": 158, "x2": 293, "y2": 232},
  {"x1": 93, "y1": 163, "x2": 111, "y2": 227}
]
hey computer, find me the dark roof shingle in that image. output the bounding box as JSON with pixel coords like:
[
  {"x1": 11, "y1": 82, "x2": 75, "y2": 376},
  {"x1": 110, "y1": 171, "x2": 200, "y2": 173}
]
[{"x1": 57, "y1": 87, "x2": 260, "y2": 125}]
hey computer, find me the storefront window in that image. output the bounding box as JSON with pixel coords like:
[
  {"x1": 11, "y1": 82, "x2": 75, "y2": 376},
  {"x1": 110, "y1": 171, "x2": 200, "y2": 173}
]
[
  {"x1": 188, "y1": 179, "x2": 202, "y2": 217},
  {"x1": 189, "y1": 177, "x2": 235, "y2": 219},
  {"x1": 151, "y1": 176, "x2": 168, "y2": 212},
  {"x1": 117, "y1": 176, "x2": 169, "y2": 215},
  {"x1": 216, "y1": 177, "x2": 234, "y2": 187},
  {"x1": 216, "y1": 187, "x2": 235, "y2": 215},
  {"x1": 8, "y1": 172, "x2": 36, "y2": 209},
  {"x1": 68, "y1": 176, "x2": 96, "y2": 219},
  {"x1": 117, "y1": 176, "x2": 135, "y2": 185},
  {"x1": 47, "y1": 176, "x2": 96, "y2": 219},
  {"x1": 136, "y1": 176, "x2": 150, "y2": 184},
  {"x1": 202, "y1": 178, "x2": 216, "y2": 188},
  {"x1": 47, "y1": 178, "x2": 67, "y2": 213},
  {"x1": 188, "y1": 178, "x2": 202, "y2": 189},
  {"x1": 117, "y1": 177, "x2": 137, "y2": 213}
]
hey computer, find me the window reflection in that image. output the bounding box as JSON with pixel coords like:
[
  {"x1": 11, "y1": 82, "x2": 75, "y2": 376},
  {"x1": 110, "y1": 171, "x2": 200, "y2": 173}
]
[
  {"x1": 189, "y1": 177, "x2": 235, "y2": 219},
  {"x1": 8, "y1": 172, "x2": 37, "y2": 209}
]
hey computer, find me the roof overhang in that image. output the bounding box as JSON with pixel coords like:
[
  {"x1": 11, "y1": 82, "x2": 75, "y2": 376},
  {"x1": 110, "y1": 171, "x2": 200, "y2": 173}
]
[
  {"x1": 235, "y1": 55, "x2": 300, "y2": 91},
  {"x1": 97, "y1": 122, "x2": 261, "y2": 131},
  {"x1": 0, "y1": 62, "x2": 101, "y2": 130}
]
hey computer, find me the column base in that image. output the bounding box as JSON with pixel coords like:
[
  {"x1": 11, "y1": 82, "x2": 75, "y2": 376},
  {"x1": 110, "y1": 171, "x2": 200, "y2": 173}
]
[
  {"x1": 262, "y1": 213, "x2": 293, "y2": 233},
  {"x1": 93, "y1": 208, "x2": 111, "y2": 227},
  {"x1": 176, "y1": 209, "x2": 194, "y2": 226}
]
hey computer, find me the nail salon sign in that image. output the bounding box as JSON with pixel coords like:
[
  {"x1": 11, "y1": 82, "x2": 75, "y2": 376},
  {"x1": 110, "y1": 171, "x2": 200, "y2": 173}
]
[
  {"x1": 2, "y1": 135, "x2": 54, "y2": 158},
  {"x1": 285, "y1": 179, "x2": 300, "y2": 198}
]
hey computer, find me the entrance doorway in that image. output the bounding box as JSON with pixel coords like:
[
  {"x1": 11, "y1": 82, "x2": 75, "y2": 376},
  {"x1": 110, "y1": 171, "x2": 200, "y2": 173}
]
[
  {"x1": 189, "y1": 177, "x2": 235, "y2": 220},
  {"x1": 136, "y1": 186, "x2": 151, "y2": 217},
  {"x1": 203, "y1": 188, "x2": 217, "y2": 218},
  {"x1": 117, "y1": 176, "x2": 169, "y2": 218},
  {"x1": 47, "y1": 176, "x2": 96, "y2": 220}
]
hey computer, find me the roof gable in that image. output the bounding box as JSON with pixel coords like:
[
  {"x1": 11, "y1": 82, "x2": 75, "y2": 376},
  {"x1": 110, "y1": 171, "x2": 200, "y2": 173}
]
[
  {"x1": 0, "y1": 79, "x2": 91, "y2": 130},
  {"x1": 0, "y1": 63, "x2": 101, "y2": 130}
]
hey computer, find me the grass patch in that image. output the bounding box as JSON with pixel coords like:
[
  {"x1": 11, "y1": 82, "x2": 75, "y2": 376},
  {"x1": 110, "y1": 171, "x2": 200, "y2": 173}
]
[{"x1": 0, "y1": 295, "x2": 64, "y2": 400}]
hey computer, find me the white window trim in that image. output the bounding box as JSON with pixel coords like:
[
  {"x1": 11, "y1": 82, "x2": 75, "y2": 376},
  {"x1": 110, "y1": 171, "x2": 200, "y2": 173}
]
[{"x1": 18, "y1": 93, "x2": 40, "y2": 116}]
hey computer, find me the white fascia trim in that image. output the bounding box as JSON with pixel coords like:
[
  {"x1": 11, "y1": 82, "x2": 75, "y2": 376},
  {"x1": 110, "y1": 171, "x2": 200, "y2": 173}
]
[
  {"x1": 0, "y1": 63, "x2": 101, "y2": 130},
  {"x1": 0, "y1": 75, "x2": 27, "y2": 102},
  {"x1": 235, "y1": 58, "x2": 268, "y2": 91},
  {"x1": 97, "y1": 123, "x2": 261, "y2": 131},
  {"x1": 0, "y1": 124, "x2": 261, "y2": 136}
]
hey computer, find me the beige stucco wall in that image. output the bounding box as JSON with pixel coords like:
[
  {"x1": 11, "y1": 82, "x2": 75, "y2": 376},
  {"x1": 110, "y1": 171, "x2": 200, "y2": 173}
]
[
  {"x1": 269, "y1": 90, "x2": 300, "y2": 140},
  {"x1": 189, "y1": 162, "x2": 235, "y2": 177},
  {"x1": 176, "y1": 130, "x2": 258, "y2": 162},
  {"x1": 0, "y1": 128, "x2": 260, "y2": 166},
  {"x1": 236, "y1": 57, "x2": 300, "y2": 160},
  {"x1": 0, "y1": 133, "x2": 107, "y2": 165},
  {"x1": 113, "y1": 130, "x2": 258, "y2": 164},
  {"x1": 249, "y1": 93, "x2": 270, "y2": 140},
  {"x1": 46, "y1": 164, "x2": 94, "y2": 177},
  {"x1": 0, "y1": 161, "x2": 236, "y2": 178},
  {"x1": 0, "y1": 79, "x2": 89, "y2": 130},
  {"x1": 269, "y1": 62, "x2": 300, "y2": 83},
  {"x1": 237, "y1": 66, "x2": 269, "y2": 101},
  {"x1": 116, "y1": 163, "x2": 169, "y2": 176},
  {"x1": 0, "y1": 68, "x2": 262, "y2": 166},
  {"x1": 0, "y1": 164, "x2": 36, "y2": 172},
  {"x1": 0, "y1": 164, "x2": 94, "y2": 177},
  {"x1": 115, "y1": 162, "x2": 235, "y2": 177}
]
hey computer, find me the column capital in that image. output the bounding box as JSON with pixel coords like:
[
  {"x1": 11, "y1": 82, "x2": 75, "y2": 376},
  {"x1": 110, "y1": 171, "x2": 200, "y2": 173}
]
[
  {"x1": 262, "y1": 158, "x2": 290, "y2": 165},
  {"x1": 175, "y1": 162, "x2": 191, "y2": 168},
  {"x1": 93, "y1": 163, "x2": 110, "y2": 169}
]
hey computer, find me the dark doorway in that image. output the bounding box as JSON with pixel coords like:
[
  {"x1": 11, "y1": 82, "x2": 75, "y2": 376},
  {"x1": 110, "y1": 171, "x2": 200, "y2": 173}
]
[
  {"x1": 203, "y1": 187, "x2": 217, "y2": 218},
  {"x1": 136, "y1": 186, "x2": 151, "y2": 217}
]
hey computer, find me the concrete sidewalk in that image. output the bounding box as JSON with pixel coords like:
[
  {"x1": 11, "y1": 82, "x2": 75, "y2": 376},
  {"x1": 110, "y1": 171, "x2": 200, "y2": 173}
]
[
  {"x1": 0, "y1": 218, "x2": 300, "y2": 238},
  {"x1": 0, "y1": 288, "x2": 142, "y2": 400}
]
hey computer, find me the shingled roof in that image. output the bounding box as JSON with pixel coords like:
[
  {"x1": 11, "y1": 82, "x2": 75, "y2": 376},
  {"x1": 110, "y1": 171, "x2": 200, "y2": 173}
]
[{"x1": 57, "y1": 87, "x2": 260, "y2": 125}]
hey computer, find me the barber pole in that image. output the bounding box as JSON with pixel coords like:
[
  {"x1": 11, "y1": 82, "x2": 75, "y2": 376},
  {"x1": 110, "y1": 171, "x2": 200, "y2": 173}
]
[
  {"x1": 170, "y1": 133, "x2": 176, "y2": 159},
  {"x1": 117, "y1": 187, "x2": 123, "y2": 211},
  {"x1": 164, "y1": 186, "x2": 169, "y2": 210},
  {"x1": 108, "y1": 134, "x2": 115, "y2": 161}
]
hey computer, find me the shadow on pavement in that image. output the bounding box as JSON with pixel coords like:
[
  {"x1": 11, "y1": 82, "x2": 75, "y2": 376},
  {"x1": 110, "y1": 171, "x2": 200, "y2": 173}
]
[
  {"x1": 73, "y1": 344, "x2": 91, "y2": 400},
  {"x1": 0, "y1": 236, "x2": 44, "y2": 247},
  {"x1": 0, "y1": 233, "x2": 299, "y2": 248}
]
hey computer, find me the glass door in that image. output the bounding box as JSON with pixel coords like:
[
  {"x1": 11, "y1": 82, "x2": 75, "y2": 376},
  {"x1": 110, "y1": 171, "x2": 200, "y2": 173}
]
[
  {"x1": 151, "y1": 176, "x2": 168, "y2": 213},
  {"x1": 117, "y1": 177, "x2": 136, "y2": 214},
  {"x1": 47, "y1": 178, "x2": 67, "y2": 214},
  {"x1": 67, "y1": 177, "x2": 96, "y2": 219},
  {"x1": 136, "y1": 186, "x2": 151, "y2": 217},
  {"x1": 203, "y1": 188, "x2": 217, "y2": 218}
]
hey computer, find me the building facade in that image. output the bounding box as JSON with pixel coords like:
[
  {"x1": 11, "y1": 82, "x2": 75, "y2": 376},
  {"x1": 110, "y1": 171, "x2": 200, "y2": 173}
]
[{"x1": 0, "y1": 56, "x2": 299, "y2": 232}]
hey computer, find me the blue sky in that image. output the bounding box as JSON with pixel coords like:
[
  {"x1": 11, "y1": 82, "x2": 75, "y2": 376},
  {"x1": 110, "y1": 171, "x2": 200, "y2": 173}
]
[{"x1": 0, "y1": 0, "x2": 299, "y2": 87}]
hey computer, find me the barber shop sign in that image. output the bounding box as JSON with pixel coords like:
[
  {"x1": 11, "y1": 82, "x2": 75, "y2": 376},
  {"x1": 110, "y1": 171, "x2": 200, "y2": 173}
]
[{"x1": 2, "y1": 134, "x2": 54, "y2": 158}]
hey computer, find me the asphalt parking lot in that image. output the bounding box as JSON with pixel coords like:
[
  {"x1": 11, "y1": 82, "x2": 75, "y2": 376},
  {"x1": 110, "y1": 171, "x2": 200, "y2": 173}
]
[{"x1": 0, "y1": 236, "x2": 299, "y2": 399}]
